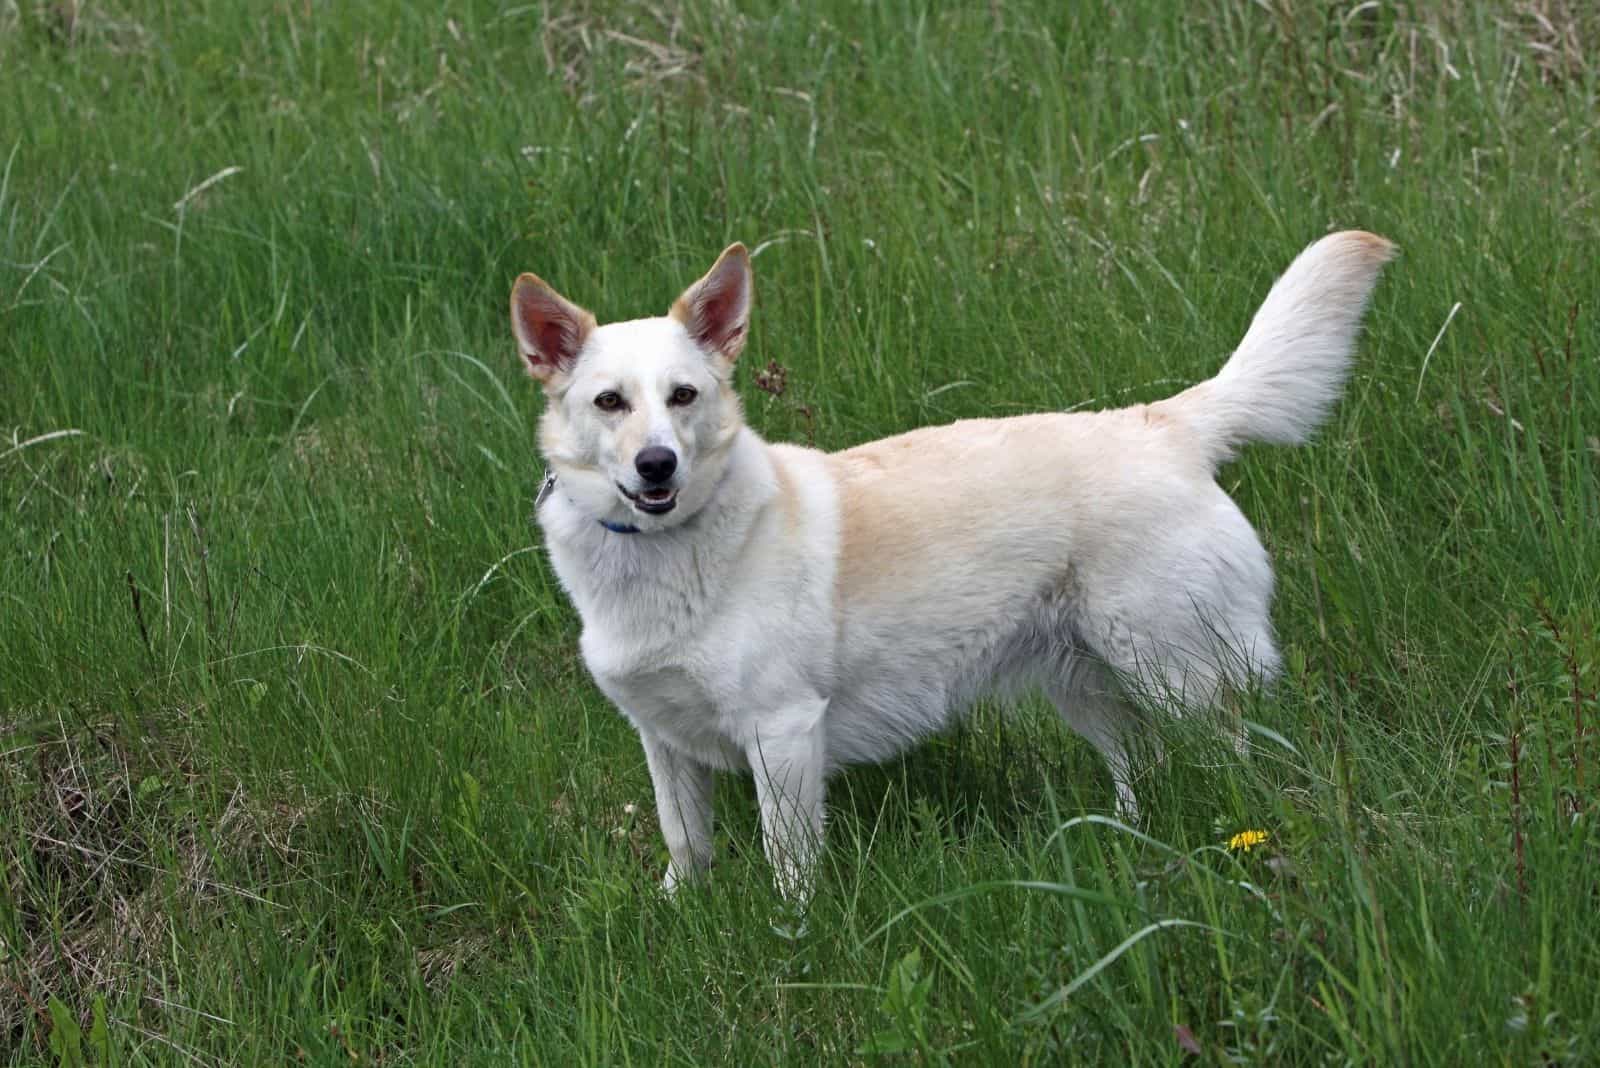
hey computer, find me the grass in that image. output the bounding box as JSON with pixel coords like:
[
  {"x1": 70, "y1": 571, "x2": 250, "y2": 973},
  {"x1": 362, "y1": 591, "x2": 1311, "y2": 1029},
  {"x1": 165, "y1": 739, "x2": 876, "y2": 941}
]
[{"x1": 2, "y1": 0, "x2": 1597, "y2": 1062}]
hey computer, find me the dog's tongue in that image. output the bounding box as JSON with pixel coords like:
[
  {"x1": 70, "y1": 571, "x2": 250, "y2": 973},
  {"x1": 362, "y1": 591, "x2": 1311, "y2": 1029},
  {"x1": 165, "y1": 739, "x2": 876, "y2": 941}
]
[{"x1": 643, "y1": 488, "x2": 673, "y2": 502}]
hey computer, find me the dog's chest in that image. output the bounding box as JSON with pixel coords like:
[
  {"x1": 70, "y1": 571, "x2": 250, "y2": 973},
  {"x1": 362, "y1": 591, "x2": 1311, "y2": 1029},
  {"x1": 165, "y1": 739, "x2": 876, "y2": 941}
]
[
  {"x1": 538, "y1": 443, "x2": 839, "y2": 768},
  {"x1": 552, "y1": 542, "x2": 755, "y2": 765},
  {"x1": 579, "y1": 625, "x2": 749, "y2": 768}
]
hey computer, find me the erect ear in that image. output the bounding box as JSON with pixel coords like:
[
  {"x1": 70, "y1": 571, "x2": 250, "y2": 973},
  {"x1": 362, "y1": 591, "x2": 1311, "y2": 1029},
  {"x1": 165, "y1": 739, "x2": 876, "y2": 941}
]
[
  {"x1": 670, "y1": 243, "x2": 752, "y2": 362},
  {"x1": 510, "y1": 273, "x2": 596, "y2": 384}
]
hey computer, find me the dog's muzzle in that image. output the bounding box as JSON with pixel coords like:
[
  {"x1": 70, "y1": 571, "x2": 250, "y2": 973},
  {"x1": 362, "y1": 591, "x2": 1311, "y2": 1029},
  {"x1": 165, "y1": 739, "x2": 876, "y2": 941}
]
[
  {"x1": 621, "y1": 446, "x2": 680, "y2": 514},
  {"x1": 618, "y1": 482, "x2": 678, "y2": 514}
]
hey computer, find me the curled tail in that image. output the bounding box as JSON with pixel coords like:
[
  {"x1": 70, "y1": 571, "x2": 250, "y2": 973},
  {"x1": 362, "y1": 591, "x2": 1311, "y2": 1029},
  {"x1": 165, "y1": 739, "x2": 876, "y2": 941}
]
[{"x1": 1154, "y1": 230, "x2": 1396, "y2": 467}]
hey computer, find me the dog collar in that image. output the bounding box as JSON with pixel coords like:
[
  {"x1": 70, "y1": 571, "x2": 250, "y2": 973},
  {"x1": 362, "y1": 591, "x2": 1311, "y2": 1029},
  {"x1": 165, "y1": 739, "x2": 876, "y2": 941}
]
[{"x1": 535, "y1": 470, "x2": 641, "y2": 535}]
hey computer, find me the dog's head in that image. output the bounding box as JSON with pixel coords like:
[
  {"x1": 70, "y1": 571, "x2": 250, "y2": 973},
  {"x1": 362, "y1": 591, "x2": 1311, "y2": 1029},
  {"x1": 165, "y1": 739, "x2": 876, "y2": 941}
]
[{"x1": 511, "y1": 244, "x2": 751, "y2": 531}]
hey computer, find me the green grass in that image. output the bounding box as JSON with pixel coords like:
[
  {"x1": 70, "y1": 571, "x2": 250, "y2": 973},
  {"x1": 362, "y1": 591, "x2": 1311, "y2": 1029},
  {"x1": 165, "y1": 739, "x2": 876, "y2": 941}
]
[{"x1": 2, "y1": 0, "x2": 1597, "y2": 1062}]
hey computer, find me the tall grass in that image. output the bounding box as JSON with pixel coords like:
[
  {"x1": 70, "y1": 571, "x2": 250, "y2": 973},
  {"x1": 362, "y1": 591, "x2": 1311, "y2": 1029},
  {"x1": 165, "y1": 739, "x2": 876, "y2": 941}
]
[{"x1": 3, "y1": 1, "x2": 1597, "y2": 1062}]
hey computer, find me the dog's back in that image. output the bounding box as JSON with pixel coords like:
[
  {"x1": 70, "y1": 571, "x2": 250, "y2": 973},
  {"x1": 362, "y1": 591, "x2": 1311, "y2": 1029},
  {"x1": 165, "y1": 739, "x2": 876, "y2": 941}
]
[{"x1": 820, "y1": 231, "x2": 1394, "y2": 788}]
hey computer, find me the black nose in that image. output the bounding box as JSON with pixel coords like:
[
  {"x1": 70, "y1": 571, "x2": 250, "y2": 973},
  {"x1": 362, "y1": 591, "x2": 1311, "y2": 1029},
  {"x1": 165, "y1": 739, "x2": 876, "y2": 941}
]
[{"x1": 634, "y1": 446, "x2": 678, "y2": 484}]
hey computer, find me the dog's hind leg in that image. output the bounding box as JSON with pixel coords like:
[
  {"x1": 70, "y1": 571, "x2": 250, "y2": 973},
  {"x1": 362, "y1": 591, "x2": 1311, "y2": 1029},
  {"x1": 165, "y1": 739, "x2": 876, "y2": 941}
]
[
  {"x1": 1046, "y1": 661, "x2": 1155, "y2": 824},
  {"x1": 1071, "y1": 500, "x2": 1282, "y2": 764},
  {"x1": 1071, "y1": 598, "x2": 1276, "y2": 784}
]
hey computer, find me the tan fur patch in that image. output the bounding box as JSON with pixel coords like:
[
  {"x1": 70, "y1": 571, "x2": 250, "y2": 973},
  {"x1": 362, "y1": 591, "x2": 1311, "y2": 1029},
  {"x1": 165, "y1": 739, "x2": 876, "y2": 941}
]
[
  {"x1": 769, "y1": 449, "x2": 803, "y2": 536},
  {"x1": 667, "y1": 294, "x2": 692, "y2": 327},
  {"x1": 1340, "y1": 230, "x2": 1399, "y2": 262}
]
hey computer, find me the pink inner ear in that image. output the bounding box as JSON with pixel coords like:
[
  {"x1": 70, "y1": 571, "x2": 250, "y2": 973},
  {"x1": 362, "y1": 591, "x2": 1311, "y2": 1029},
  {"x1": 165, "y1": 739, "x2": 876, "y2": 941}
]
[
  {"x1": 695, "y1": 292, "x2": 735, "y2": 347},
  {"x1": 691, "y1": 272, "x2": 748, "y2": 355},
  {"x1": 669, "y1": 248, "x2": 751, "y2": 358},
  {"x1": 515, "y1": 285, "x2": 583, "y2": 372},
  {"x1": 535, "y1": 318, "x2": 573, "y2": 366}
]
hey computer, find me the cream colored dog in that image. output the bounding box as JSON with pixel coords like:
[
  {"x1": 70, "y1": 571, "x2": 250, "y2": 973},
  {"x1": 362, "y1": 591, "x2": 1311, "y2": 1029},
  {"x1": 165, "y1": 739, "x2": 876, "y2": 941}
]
[{"x1": 510, "y1": 231, "x2": 1393, "y2": 900}]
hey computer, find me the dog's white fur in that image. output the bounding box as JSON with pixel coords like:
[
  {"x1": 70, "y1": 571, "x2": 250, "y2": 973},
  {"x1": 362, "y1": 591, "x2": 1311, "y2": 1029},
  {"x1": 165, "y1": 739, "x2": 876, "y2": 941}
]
[{"x1": 510, "y1": 232, "x2": 1394, "y2": 900}]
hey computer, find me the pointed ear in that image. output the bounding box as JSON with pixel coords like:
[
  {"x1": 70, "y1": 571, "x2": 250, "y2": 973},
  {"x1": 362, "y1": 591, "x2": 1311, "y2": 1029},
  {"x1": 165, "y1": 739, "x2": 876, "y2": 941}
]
[
  {"x1": 670, "y1": 243, "x2": 752, "y2": 362},
  {"x1": 510, "y1": 273, "x2": 596, "y2": 383}
]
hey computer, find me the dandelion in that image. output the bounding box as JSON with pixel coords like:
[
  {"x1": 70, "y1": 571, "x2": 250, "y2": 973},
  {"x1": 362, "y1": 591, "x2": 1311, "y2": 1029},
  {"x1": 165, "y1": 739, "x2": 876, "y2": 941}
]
[{"x1": 1228, "y1": 829, "x2": 1269, "y2": 853}]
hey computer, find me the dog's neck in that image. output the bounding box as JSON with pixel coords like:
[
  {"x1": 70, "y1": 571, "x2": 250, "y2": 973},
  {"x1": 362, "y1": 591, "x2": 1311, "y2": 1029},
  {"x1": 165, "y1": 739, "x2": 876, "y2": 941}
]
[
  {"x1": 533, "y1": 474, "x2": 646, "y2": 535},
  {"x1": 535, "y1": 430, "x2": 780, "y2": 632},
  {"x1": 597, "y1": 515, "x2": 641, "y2": 535}
]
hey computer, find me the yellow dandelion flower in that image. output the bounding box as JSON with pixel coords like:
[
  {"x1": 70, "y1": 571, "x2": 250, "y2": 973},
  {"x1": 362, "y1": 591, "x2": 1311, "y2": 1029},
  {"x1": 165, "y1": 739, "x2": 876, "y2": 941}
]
[{"x1": 1228, "y1": 829, "x2": 1269, "y2": 853}]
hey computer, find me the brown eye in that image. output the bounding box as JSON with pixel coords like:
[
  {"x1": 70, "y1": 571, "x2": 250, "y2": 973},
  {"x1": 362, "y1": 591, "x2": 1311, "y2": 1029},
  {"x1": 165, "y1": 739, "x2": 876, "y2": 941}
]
[
  {"x1": 594, "y1": 391, "x2": 624, "y2": 412},
  {"x1": 669, "y1": 386, "x2": 698, "y2": 407}
]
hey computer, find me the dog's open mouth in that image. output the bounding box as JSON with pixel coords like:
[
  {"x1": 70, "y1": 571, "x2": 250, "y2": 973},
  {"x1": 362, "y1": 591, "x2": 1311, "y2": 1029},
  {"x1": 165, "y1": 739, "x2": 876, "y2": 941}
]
[{"x1": 618, "y1": 483, "x2": 678, "y2": 515}]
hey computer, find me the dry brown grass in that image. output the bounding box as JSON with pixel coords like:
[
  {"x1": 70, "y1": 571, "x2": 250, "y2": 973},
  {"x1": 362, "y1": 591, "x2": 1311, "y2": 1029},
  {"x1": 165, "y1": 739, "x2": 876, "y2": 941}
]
[
  {"x1": 535, "y1": 2, "x2": 721, "y2": 100},
  {"x1": 0, "y1": 711, "x2": 318, "y2": 1047},
  {"x1": 1512, "y1": 0, "x2": 1599, "y2": 85}
]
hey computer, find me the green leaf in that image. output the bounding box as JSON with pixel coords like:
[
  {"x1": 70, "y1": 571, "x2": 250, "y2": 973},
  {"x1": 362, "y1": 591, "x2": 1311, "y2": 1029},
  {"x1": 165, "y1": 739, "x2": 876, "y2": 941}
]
[
  {"x1": 88, "y1": 996, "x2": 113, "y2": 1067},
  {"x1": 47, "y1": 996, "x2": 85, "y2": 1068}
]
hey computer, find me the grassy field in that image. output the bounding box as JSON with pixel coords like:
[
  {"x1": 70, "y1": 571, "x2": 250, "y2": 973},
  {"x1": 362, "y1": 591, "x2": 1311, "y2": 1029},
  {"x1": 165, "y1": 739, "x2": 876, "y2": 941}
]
[{"x1": 3, "y1": 1, "x2": 1598, "y2": 1062}]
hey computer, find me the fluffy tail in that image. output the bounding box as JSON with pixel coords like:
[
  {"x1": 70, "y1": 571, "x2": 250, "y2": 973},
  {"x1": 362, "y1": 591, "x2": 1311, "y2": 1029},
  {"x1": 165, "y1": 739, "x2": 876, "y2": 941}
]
[{"x1": 1154, "y1": 230, "x2": 1396, "y2": 466}]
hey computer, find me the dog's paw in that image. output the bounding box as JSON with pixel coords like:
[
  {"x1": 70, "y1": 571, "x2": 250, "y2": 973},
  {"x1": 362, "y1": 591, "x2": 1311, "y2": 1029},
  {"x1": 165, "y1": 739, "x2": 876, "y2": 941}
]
[
  {"x1": 658, "y1": 861, "x2": 708, "y2": 898},
  {"x1": 767, "y1": 851, "x2": 817, "y2": 907},
  {"x1": 769, "y1": 914, "x2": 810, "y2": 941}
]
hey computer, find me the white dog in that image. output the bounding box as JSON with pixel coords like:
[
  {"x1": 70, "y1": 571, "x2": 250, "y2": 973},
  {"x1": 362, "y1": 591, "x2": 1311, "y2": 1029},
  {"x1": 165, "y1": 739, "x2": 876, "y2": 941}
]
[{"x1": 510, "y1": 231, "x2": 1393, "y2": 900}]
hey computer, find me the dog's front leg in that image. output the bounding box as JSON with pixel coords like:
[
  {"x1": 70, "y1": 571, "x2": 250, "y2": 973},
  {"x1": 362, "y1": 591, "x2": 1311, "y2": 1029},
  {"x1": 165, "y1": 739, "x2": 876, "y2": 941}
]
[
  {"x1": 747, "y1": 698, "x2": 828, "y2": 905},
  {"x1": 640, "y1": 730, "x2": 714, "y2": 894}
]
